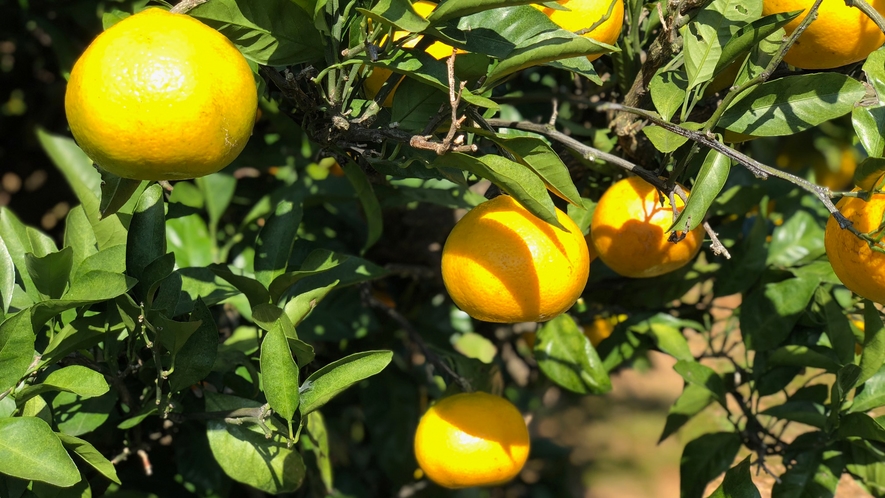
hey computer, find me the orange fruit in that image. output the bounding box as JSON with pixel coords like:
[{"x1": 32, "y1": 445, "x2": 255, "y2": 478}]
[
  {"x1": 364, "y1": 1, "x2": 460, "y2": 107},
  {"x1": 534, "y1": 0, "x2": 624, "y2": 61},
  {"x1": 582, "y1": 314, "x2": 627, "y2": 346},
  {"x1": 776, "y1": 141, "x2": 858, "y2": 191},
  {"x1": 825, "y1": 190, "x2": 885, "y2": 304},
  {"x1": 414, "y1": 392, "x2": 530, "y2": 488},
  {"x1": 441, "y1": 195, "x2": 590, "y2": 323},
  {"x1": 590, "y1": 176, "x2": 705, "y2": 278},
  {"x1": 65, "y1": 8, "x2": 257, "y2": 180},
  {"x1": 762, "y1": 0, "x2": 885, "y2": 69}
]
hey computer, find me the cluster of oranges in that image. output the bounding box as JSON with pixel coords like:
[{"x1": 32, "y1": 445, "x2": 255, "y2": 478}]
[{"x1": 62, "y1": 0, "x2": 885, "y2": 491}]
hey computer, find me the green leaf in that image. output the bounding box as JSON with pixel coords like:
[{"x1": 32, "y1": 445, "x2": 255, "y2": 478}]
[
  {"x1": 714, "y1": 11, "x2": 800, "y2": 76},
  {"x1": 742, "y1": 276, "x2": 819, "y2": 351},
  {"x1": 767, "y1": 345, "x2": 841, "y2": 373},
  {"x1": 40, "y1": 315, "x2": 108, "y2": 369},
  {"x1": 27, "y1": 271, "x2": 136, "y2": 330},
  {"x1": 359, "y1": 0, "x2": 429, "y2": 32},
  {"x1": 850, "y1": 364, "x2": 885, "y2": 413},
  {"x1": 168, "y1": 299, "x2": 219, "y2": 392},
  {"x1": 761, "y1": 401, "x2": 826, "y2": 429},
  {"x1": 98, "y1": 170, "x2": 144, "y2": 219},
  {"x1": 54, "y1": 390, "x2": 117, "y2": 436},
  {"x1": 650, "y1": 69, "x2": 689, "y2": 122},
  {"x1": 819, "y1": 292, "x2": 855, "y2": 366},
  {"x1": 659, "y1": 383, "x2": 715, "y2": 442},
  {"x1": 255, "y1": 192, "x2": 302, "y2": 288},
  {"x1": 680, "y1": 432, "x2": 743, "y2": 498},
  {"x1": 304, "y1": 411, "x2": 333, "y2": 493},
  {"x1": 153, "y1": 314, "x2": 202, "y2": 357},
  {"x1": 428, "y1": 0, "x2": 540, "y2": 22},
  {"x1": 268, "y1": 249, "x2": 342, "y2": 303},
  {"x1": 432, "y1": 152, "x2": 561, "y2": 228},
  {"x1": 341, "y1": 159, "x2": 383, "y2": 253},
  {"x1": 24, "y1": 247, "x2": 73, "y2": 301},
  {"x1": 15, "y1": 365, "x2": 109, "y2": 404},
  {"x1": 766, "y1": 210, "x2": 825, "y2": 267},
  {"x1": 126, "y1": 183, "x2": 166, "y2": 302},
  {"x1": 1, "y1": 208, "x2": 54, "y2": 302},
  {"x1": 682, "y1": 21, "x2": 720, "y2": 89},
  {"x1": 283, "y1": 281, "x2": 339, "y2": 326},
  {"x1": 0, "y1": 417, "x2": 79, "y2": 487},
  {"x1": 190, "y1": 0, "x2": 324, "y2": 65},
  {"x1": 72, "y1": 245, "x2": 126, "y2": 283},
  {"x1": 838, "y1": 412, "x2": 885, "y2": 443},
  {"x1": 205, "y1": 392, "x2": 305, "y2": 494},
  {"x1": 260, "y1": 319, "x2": 300, "y2": 421},
  {"x1": 672, "y1": 150, "x2": 730, "y2": 231},
  {"x1": 534, "y1": 314, "x2": 611, "y2": 394},
  {"x1": 852, "y1": 106, "x2": 885, "y2": 159},
  {"x1": 0, "y1": 310, "x2": 35, "y2": 392},
  {"x1": 63, "y1": 206, "x2": 98, "y2": 281},
  {"x1": 487, "y1": 135, "x2": 582, "y2": 206},
  {"x1": 707, "y1": 456, "x2": 762, "y2": 498},
  {"x1": 208, "y1": 264, "x2": 271, "y2": 308},
  {"x1": 625, "y1": 314, "x2": 698, "y2": 361},
  {"x1": 720, "y1": 73, "x2": 867, "y2": 136},
  {"x1": 0, "y1": 238, "x2": 12, "y2": 316},
  {"x1": 56, "y1": 432, "x2": 121, "y2": 484},
  {"x1": 643, "y1": 125, "x2": 690, "y2": 153},
  {"x1": 772, "y1": 450, "x2": 841, "y2": 497},
  {"x1": 673, "y1": 360, "x2": 727, "y2": 407},
  {"x1": 36, "y1": 128, "x2": 100, "y2": 223},
  {"x1": 299, "y1": 350, "x2": 393, "y2": 416},
  {"x1": 453, "y1": 332, "x2": 497, "y2": 363},
  {"x1": 844, "y1": 439, "x2": 885, "y2": 497},
  {"x1": 482, "y1": 31, "x2": 613, "y2": 90},
  {"x1": 858, "y1": 301, "x2": 885, "y2": 388},
  {"x1": 196, "y1": 173, "x2": 236, "y2": 229},
  {"x1": 166, "y1": 214, "x2": 213, "y2": 268}
]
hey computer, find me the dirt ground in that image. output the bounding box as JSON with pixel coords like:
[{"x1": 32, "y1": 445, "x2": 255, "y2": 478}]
[{"x1": 559, "y1": 351, "x2": 871, "y2": 498}]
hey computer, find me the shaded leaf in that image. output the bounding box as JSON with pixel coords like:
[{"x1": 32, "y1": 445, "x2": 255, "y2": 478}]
[
  {"x1": 299, "y1": 350, "x2": 393, "y2": 415},
  {"x1": 535, "y1": 314, "x2": 611, "y2": 394}
]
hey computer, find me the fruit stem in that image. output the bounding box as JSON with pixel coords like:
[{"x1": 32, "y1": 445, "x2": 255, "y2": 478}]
[{"x1": 845, "y1": 0, "x2": 885, "y2": 35}]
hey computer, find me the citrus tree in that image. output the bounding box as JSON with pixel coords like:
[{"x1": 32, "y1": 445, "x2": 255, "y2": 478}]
[{"x1": 4, "y1": 0, "x2": 885, "y2": 496}]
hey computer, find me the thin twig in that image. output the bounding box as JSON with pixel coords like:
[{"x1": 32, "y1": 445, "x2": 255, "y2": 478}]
[
  {"x1": 846, "y1": 0, "x2": 885, "y2": 35},
  {"x1": 169, "y1": 0, "x2": 208, "y2": 14},
  {"x1": 704, "y1": 221, "x2": 731, "y2": 259}
]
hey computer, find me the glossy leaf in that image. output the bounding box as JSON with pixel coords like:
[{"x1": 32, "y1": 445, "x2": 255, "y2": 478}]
[
  {"x1": 742, "y1": 276, "x2": 819, "y2": 351},
  {"x1": 838, "y1": 412, "x2": 885, "y2": 443},
  {"x1": 284, "y1": 281, "x2": 339, "y2": 326},
  {"x1": 659, "y1": 383, "x2": 715, "y2": 442},
  {"x1": 0, "y1": 417, "x2": 79, "y2": 487},
  {"x1": 432, "y1": 152, "x2": 560, "y2": 228},
  {"x1": 642, "y1": 125, "x2": 689, "y2": 153},
  {"x1": 850, "y1": 364, "x2": 885, "y2": 412},
  {"x1": 56, "y1": 432, "x2": 120, "y2": 484},
  {"x1": 63, "y1": 206, "x2": 98, "y2": 280},
  {"x1": 720, "y1": 73, "x2": 866, "y2": 136},
  {"x1": 260, "y1": 319, "x2": 300, "y2": 421},
  {"x1": 858, "y1": 301, "x2": 885, "y2": 388},
  {"x1": 205, "y1": 392, "x2": 306, "y2": 494},
  {"x1": 35, "y1": 128, "x2": 100, "y2": 222},
  {"x1": 359, "y1": 0, "x2": 429, "y2": 32},
  {"x1": 673, "y1": 150, "x2": 730, "y2": 231},
  {"x1": 487, "y1": 135, "x2": 582, "y2": 206},
  {"x1": 24, "y1": 247, "x2": 73, "y2": 302},
  {"x1": 305, "y1": 411, "x2": 333, "y2": 493},
  {"x1": 761, "y1": 401, "x2": 826, "y2": 429},
  {"x1": 268, "y1": 249, "x2": 343, "y2": 303},
  {"x1": 98, "y1": 170, "x2": 144, "y2": 219},
  {"x1": 255, "y1": 192, "x2": 302, "y2": 287},
  {"x1": 299, "y1": 350, "x2": 393, "y2": 415},
  {"x1": 40, "y1": 314, "x2": 108, "y2": 369},
  {"x1": 168, "y1": 299, "x2": 219, "y2": 392},
  {"x1": 126, "y1": 183, "x2": 166, "y2": 302},
  {"x1": 766, "y1": 210, "x2": 825, "y2": 268},
  {"x1": 771, "y1": 450, "x2": 841, "y2": 497},
  {"x1": 196, "y1": 173, "x2": 236, "y2": 229},
  {"x1": 680, "y1": 432, "x2": 742, "y2": 498},
  {"x1": 190, "y1": 0, "x2": 324, "y2": 65},
  {"x1": 15, "y1": 365, "x2": 109, "y2": 404},
  {"x1": 650, "y1": 69, "x2": 689, "y2": 122},
  {"x1": 0, "y1": 239, "x2": 12, "y2": 316},
  {"x1": 767, "y1": 345, "x2": 840, "y2": 373},
  {"x1": 428, "y1": 0, "x2": 538, "y2": 22},
  {"x1": 707, "y1": 456, "x2": 762, "y2": 498},
  {"x1": 208, "y1": 264, "x2": 271, "y2": 308},
  {"x1": 1, "y1": 208, "x2": 52, "y2": 302},
  {"x1": 714, "y1": 11, "x2": 799, "y2": 75},
  {"x1": 673, "y1": 360, "x2": 727, "y2": 407},
  {"x1": 341, "y1": 159, "x2": 383, "y2": 253},
  {"x1": 535, "y1": 314, "x2": 611, "y2": 394},
  {"x1": 0, "y1": 309, "x2": 35, "y2": 392}
]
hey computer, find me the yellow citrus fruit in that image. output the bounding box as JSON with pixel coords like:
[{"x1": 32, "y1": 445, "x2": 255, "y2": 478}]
[
  {"x1": 364, "y1": 1, "x2": 459, "y2": 107},
  {"x1": 590, "y1": 176, "x2": 705, "y2": 278},
  {"x1": 582, "y1": 314, "x2": 627, "y2": 346},
  {"x1": 762, "y1": 0, "x2": 885, "y2": 69},
  {"x1": 825, "y1": 190, "x2": 885, "y2": 304},
  {"x1": 65, "y1": 8, "x2": 257, "y2": 181},
  {"x1": 441, "y1": 195, "x2": 590, "y2": 323},
  {"x1": 533, "y1": 0, "x2": 624, "y2": 61},
  {"x1": 414, "y1": 392, "x2": 530, "y2": 488}
]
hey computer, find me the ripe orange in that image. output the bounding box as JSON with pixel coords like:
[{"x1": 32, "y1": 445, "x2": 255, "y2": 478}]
[
  {"x1": 65, "y1": 8, "x2": 257, "y2": 181},
  {"x1": 582, "y1": 314, "x2": 626, "y2": 345},
  {"x1": 414, "y1": 392, "x2": 530, "y2": 488},
  {"x1": 534, "y1": 0, "x2": 624, "y2": 61},
  {"x1": 762, "y1": 0, "x2": 885, "y2": 69},
  {"x1": 364, "y1": 1, "x2": 460, "y2": 107},
  {"x1": 825, "y1": 190, "x2": 885, "y2": 304},
  {"x1": 441, "y1": 195, "x2": 590, "y2": 323},
  {"x1": 590, "y1": 176, "x2": 705, "y2": 278}
]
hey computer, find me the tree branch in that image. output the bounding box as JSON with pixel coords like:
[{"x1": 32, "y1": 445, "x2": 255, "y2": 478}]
[{"x1": 170, "y1": 0, "x2": 208, "y2": 14}]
